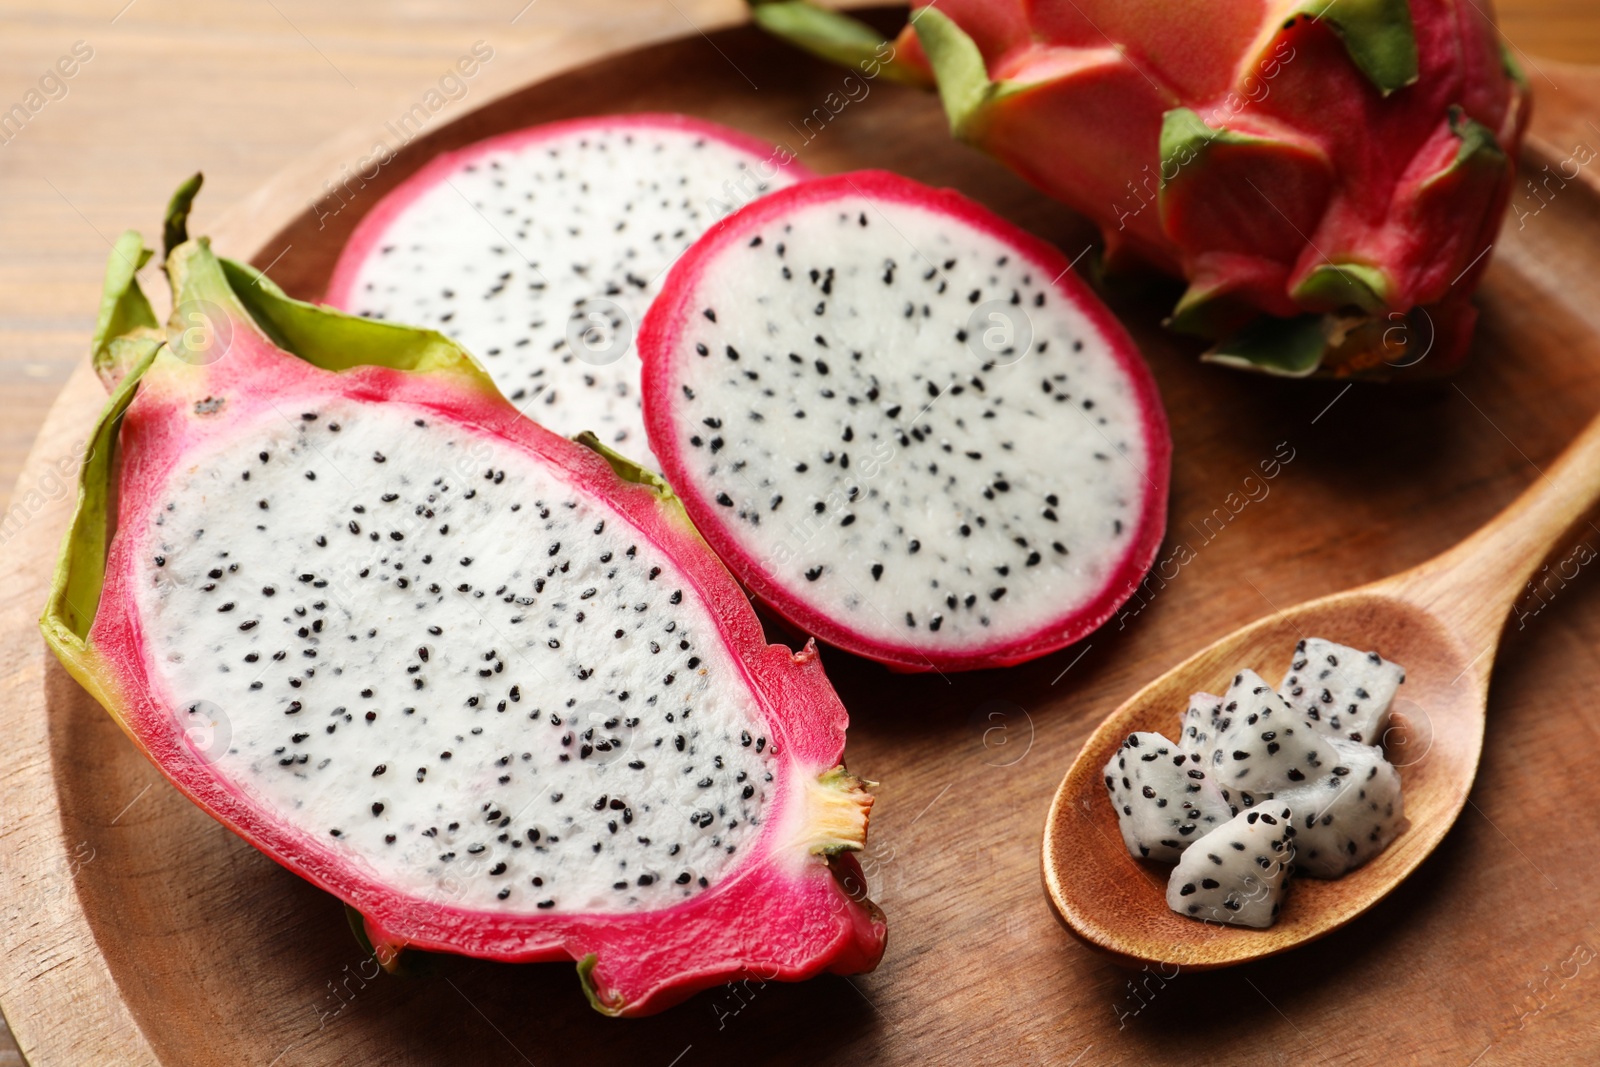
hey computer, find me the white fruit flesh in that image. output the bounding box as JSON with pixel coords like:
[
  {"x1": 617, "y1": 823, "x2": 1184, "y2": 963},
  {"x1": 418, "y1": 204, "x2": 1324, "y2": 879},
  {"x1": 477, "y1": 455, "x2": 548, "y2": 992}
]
[
  {"x1": 663, "y1": 195, "x2": 1155, "y2": 653},
  {"x1": 1103, "y1": 731, "x2": 1231, "y2": 862},
  {"x1": 1275, "y1": 738, "x2": 1405, "y2": 878},
  {"x1": 1280, "y1": 637, "x2": 1406, "y2": 745},
  {"x1": 136, "y1": 399, "x2": 773, "y2": 914},
  {"x1": 1178, "y1": 691, "x2": 1222, "y2": 761},
  {"x1": 339, "y1": 125, "x2": 798, "y2": 468},
  {"x1": 1106, "y1": 639, "x2": 1409, "y2": 928},
  {"x1": 1209, "y1": 669, "x2": 1338, "y2": 793},
  {"x1": 1166, "y1": 805, "x2": 1294, "y2": 929}
]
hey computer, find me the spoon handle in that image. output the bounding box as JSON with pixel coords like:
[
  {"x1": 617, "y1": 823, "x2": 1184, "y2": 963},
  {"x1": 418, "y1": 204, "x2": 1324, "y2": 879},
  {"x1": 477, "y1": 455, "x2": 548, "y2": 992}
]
[{"x1": 1393, "y1": 408, "x2": 1600, "y2": 647}]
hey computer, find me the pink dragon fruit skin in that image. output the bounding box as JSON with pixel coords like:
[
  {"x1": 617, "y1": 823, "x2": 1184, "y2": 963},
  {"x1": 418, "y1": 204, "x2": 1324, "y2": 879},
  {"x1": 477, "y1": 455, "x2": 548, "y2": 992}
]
[
  {"x1": 43, "y1": 182, "x2": 887, "y2": 1018},
  {"x1": 753, "y1": 0, "x2": 1528, "y2": 377}
]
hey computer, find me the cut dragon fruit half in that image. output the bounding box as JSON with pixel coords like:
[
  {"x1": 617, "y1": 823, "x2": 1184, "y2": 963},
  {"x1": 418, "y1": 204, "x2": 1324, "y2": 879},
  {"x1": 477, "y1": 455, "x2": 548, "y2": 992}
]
[
  {"x1": 639, "y1": 170, "x2": 1171, "y2": 672},
  {"x1": 325, "y1": 113, "x2": 811, "y2": 469},
  {"x1": 43, "y1": 188, "x2": 883, "y2": 1016}
]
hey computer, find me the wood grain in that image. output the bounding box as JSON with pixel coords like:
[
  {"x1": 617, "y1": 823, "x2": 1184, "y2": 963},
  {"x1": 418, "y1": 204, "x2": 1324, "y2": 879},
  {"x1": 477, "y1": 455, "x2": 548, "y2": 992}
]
[{"x1": 5, "y1": 4, "x2": 1600, "y2": 1066}]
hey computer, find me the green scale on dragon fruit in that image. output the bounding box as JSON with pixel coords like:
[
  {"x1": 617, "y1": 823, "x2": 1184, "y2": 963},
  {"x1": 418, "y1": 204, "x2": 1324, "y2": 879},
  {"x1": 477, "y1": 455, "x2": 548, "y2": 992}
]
[
  {"x1": 639, "y1": 170, "x2": 1171, "y2": 672},
  {"x1": 43, "y1": 179, "x2": 884, "y2": 1017},
  {"x1": 325, "y1": 114, "x2": 811, "y2": 470}
]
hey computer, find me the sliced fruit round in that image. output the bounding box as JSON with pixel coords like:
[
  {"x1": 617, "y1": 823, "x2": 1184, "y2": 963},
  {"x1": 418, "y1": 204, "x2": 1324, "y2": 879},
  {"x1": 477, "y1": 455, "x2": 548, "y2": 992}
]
[
  {"x1": 325, "y1": 113, "x2": 811, "y2": 468},
  {"x1": 640, "y1": 170, "x2": 1170, "y2": 671}
]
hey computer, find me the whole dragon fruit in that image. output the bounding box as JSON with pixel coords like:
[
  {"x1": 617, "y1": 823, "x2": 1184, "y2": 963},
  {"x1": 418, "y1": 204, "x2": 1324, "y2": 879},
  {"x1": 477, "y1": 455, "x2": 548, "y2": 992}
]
[
  {"x1": 44, "y1": 184, "x2": 885, "y2": 1016},
  {"x1": 753, "y1": 0, "x2": 1528, "y2": 377}
]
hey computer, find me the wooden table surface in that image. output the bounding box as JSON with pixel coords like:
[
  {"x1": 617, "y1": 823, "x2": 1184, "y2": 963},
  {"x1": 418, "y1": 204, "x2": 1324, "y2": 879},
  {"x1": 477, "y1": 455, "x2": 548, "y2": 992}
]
[{"x1": 2, "y1": 1, "x2": 1599, "y2": 1062}]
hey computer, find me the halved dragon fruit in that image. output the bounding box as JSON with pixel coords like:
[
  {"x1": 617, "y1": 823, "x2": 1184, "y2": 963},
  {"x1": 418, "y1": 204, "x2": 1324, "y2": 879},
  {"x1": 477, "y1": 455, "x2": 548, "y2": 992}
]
[
  {"x1": 639, "y1": 170, "x2": 1171, "y2": 672},
  {"x1": 43, "y1": 193, "x2": 884, "y2": 1016},
  {"x1": 1280, "y1": 637, "x2": 1406, "y2": 745},
  {"x1": 1103, "y1": 731, "x2": 1230, "y2": 862},
  {"x1": 1166, "y1": 804, "x2": 1295, "y2": 929},
  {"x1": 325, "y1": 114, "x2": 810, "y2": 468}
]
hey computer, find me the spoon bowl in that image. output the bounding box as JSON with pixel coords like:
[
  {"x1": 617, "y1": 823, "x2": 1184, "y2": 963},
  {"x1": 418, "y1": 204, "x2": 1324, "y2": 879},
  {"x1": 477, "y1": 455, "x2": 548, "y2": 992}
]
[
  {"x1": 1043, "y1": 588, "x2": 1482, "y2": 967},
  {"x1": 1043, "y1": 409, "x2": 1600, "y2": 967}
]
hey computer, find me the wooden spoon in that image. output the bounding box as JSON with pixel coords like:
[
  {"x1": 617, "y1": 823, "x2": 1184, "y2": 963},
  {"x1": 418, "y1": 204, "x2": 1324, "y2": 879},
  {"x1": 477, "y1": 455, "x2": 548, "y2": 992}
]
[{"x1": 1042, "y1": 409, "x2": 1600, "y2": 968}]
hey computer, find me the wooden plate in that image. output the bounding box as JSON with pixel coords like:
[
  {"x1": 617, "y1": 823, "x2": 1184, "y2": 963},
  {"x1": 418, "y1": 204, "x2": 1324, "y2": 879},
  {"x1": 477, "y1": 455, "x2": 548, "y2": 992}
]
[{"x1": 6, "y1": 11, "x2": 1600, "y2": 1064}]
